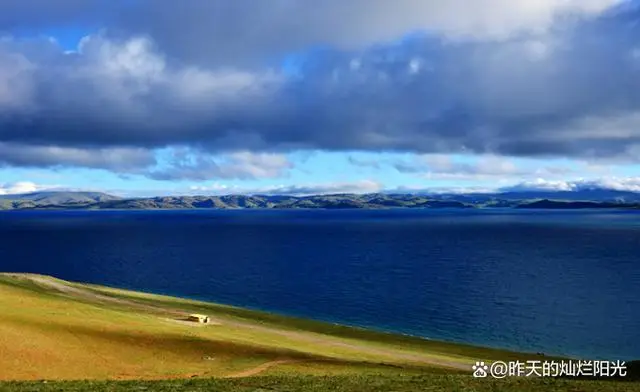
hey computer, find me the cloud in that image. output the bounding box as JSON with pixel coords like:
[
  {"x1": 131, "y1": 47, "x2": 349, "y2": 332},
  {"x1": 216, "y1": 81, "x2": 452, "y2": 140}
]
[
  {"x1": 128, "y1": 176, "x2": 640, "y2": 196},
  {"x1": 0, "y1": 181, "x2": 60, "y2": 195},
  {"x1": 0, "y1": 142, "x2": 155, "y2": 172},
  {"x1": 385, "y1": 154, "x2": 574, "y2": 181},
  {"x1": 1, "y1": 1, "x2": 621, "y2": 67},
  {"x1": 394, "y1": 155, "x2": 524, "y2": 177},
  {"x1": 111, "y1": 0, "x2": 622, "y2": 68},
  {"x1": 348, "y1": 156, "x2": 383, "y2": 169},
  {"x1": 148, "y1": 150, "x2": 293, "y2": 181},
  {"x1": 0, "y1": 35, "x2": 280, "y2": 146},
  {"x1": 502, "y1": 177, "x2": 640, "y2": 192},
  {"x1": 188, "y1": 180, "x2": 383, "y2": 196},
  {"x1": 388, "y1": 184, "x2": 499, "y2": 194},
  {"x1": 0, "y1": 2, "x2": 639, "y2": 175}
]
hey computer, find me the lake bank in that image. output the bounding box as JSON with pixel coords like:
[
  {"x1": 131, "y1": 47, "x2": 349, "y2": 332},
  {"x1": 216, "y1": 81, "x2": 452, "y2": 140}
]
[{"x1": 0, "y1": 273, "x2": 547, "y2": 381}]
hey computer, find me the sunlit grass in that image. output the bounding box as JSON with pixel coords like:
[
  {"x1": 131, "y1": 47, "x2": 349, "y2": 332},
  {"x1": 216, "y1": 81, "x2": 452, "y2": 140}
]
[{"x1": 0, "y1": 273, "x2": 637, "y2": 392}]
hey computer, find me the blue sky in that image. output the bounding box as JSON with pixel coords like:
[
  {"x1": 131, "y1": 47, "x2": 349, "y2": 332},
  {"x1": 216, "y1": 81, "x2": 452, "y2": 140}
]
[{"x1": 1, "y1": 1, "x2": 640, "y2": 196}]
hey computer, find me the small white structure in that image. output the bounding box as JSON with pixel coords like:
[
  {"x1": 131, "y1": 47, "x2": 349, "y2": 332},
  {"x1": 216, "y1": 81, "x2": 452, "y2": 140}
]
[{"x1": 187, "y1": 314, "x2": 210, "y2": 324}]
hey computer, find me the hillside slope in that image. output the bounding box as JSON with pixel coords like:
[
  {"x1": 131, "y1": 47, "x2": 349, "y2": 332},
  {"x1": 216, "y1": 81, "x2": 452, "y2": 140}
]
[
  {"x1": 0, "y1": 274, "x2": 637, "y2": 391},
  {"x1": 0, "y1": 192, "x2": 120, "y2": 209},
  {"x1": 0, "y1": 273, "x2": 507, "y2": 380}
]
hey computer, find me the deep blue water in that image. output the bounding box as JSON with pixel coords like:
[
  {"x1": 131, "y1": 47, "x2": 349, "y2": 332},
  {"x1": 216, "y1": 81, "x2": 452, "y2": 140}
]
[{"x1": 1, "y1": 209, "x2": 639, "y2": 360}]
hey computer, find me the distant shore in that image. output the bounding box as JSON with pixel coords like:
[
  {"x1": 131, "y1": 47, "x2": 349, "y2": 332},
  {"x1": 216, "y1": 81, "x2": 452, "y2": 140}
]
[{"x1": 2, "y1": 190, "x2": 640, "y2": 211}]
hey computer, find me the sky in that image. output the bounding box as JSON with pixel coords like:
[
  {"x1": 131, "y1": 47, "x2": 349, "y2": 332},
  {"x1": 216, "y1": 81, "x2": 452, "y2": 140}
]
[{"x1": 2, "y1": 0, "x2": 640, "y2": 196}]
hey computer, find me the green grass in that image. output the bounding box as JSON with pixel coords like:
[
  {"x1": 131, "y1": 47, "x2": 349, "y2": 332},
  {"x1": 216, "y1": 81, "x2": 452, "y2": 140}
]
[
  {"x1": 0, "y1": 273, "x2": 637, "y2": 391},
  {"x1": 79, "y1": 282, "x2": 551, "y2": 363},
  {"x1": 2, "y1": 375, "x2": 640, "y2": 392},
  {"x1": 0, "y1": 274, "x2": 479, "y2": 380}
]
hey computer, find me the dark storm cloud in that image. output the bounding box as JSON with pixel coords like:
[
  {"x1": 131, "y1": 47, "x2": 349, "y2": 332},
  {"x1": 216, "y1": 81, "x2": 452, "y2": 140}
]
[
  {"x1": 113, "y1": 0, "x2": 620, "y2": 68},
  {"x1": 1, "y1": 0, "x2": 640, "y2": 172},
  {"x1": 0, "y1": 142, "x2": 155, "y2": 171}
]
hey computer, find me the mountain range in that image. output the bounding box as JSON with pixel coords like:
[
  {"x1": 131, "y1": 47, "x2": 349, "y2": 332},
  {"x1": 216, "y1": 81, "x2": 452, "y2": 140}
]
[{"x1": 1, "y1": 188, "x2": 640, "y2": 210}]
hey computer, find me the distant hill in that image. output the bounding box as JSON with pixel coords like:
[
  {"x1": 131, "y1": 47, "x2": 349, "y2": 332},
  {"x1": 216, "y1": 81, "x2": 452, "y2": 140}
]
[
  {"x1": 1, "y1": 189, "x2": 639, "y2": 210},
  {"x1": 0, "y1": 191, "x2": 121, "y2": 210},
  {"x1": 427, "y1": 189, "x2": 640, "y2": 203},
  {"x1": 516, "y1": 199, "x2": 632, "y2": 209},
  {"x1": 89, "y1": 194, "x2": 469, "y2": 210},
  {"x1": 497, "y1": 189, "x2": 640, "y2": 202}
]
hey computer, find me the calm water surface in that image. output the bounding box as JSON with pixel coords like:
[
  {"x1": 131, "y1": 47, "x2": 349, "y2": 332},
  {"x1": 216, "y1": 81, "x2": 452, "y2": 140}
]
[{"x1": 1, "y1": 209, "x2": 639, "y2": 360}]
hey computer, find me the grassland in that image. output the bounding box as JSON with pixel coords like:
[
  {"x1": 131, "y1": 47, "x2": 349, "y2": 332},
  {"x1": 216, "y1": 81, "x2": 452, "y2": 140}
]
[{"x1": 0, "y1": 273, "x2": 637, "y2": 391}]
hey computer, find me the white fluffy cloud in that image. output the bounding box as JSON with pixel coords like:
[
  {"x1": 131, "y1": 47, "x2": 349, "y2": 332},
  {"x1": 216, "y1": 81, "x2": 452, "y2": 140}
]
[
  {"x1": 188, "y1": 180, "x2": 383, "y2": 196},
  {"x1": 149, "y1": 150, "x2": 293, "y2": 181},
  {"x1": 394, "y1": 155, "x2": 524, "y2": 178},
  {"x1": 503, "y1": 177, "x2": 640, "y2": 192},
  {"x1": 0, "y1": 181, "x2": 60, "y2": 195}
]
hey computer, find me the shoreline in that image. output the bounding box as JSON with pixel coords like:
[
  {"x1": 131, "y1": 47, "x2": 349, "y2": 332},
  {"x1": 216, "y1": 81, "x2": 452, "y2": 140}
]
[
  {"x1": 1, "y1": 272, "x2": 638, "y2": 391},
  {"x1": 3, "y1": 272, "x2": 632, "y2": 362},
  {"x1": 0, "y1": 272, "x2": 554, "y2": 381},
  {"x1": 5, "y1": 272, "x2": 563, "y2": 359}
]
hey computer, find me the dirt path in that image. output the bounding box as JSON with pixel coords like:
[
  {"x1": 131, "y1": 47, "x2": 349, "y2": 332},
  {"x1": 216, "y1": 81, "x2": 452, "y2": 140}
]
[
  {"x1": 3, "y1": 273, "x2": 470, "y2": 372},
  {"x1": 223, "y1": 360, "x2": 295, "y2": 378},
  {"x1": 218, "y1": 317, "x2": 470, "y2": 370}
]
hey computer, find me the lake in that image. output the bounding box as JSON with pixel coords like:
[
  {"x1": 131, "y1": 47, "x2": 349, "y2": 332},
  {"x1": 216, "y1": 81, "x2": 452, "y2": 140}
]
[{"x1": 1, "y1": 208, "x2": 639, "y2": 360}]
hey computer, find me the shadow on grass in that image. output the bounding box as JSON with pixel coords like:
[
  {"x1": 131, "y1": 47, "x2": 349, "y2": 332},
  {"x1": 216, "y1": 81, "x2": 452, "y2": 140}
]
[
  {"x1": 15, "y1": 317, "x2": 337, "y2": 361},
  {"x1": 86, "y1": 286, "x2": 553, "y2": 362}
]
